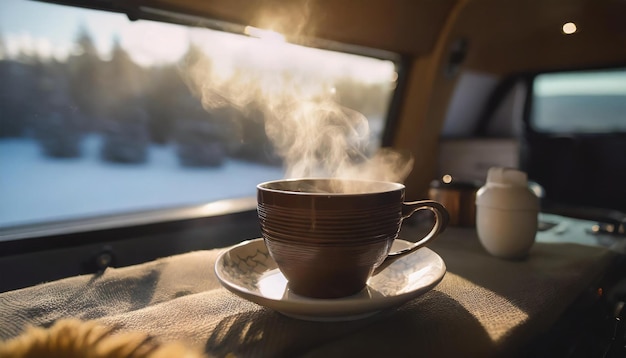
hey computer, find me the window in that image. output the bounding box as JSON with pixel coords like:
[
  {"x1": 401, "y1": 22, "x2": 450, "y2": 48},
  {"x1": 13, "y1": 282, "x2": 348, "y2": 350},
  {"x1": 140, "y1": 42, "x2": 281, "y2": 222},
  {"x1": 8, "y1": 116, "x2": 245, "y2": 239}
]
[
  {"x1": 0, "y1": 0, "x2": 398, "y2": 230},
  {"x1": 530, "y1": 68, "x2": 626, "y2": 133},
  {"x1": 524, "y1": 67, "x2": 626, "y2": 213}
]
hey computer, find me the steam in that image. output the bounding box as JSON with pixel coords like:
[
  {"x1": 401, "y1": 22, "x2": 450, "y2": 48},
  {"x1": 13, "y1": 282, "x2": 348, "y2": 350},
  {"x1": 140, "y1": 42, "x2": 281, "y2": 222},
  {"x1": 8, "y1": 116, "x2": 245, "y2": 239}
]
[{"x1": 180, "y1": 35, "x2": 413, "y2": 187}]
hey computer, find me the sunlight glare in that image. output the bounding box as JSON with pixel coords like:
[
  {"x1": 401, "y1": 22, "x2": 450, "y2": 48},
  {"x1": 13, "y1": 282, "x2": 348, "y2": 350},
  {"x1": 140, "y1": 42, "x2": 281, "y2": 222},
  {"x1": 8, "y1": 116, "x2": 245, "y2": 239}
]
[
  {"x1": 244, "y1": 26, "x2": 286, "y2": 42},
  {"x1": 120, "y1": 21, "x2": 188, "y2": 66}
]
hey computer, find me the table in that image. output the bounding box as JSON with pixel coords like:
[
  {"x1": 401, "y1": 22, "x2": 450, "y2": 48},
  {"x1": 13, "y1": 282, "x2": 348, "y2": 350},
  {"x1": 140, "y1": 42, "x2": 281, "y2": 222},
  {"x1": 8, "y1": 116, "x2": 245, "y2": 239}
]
[{"x1": 0, "y1": 214, "x2": 621, "y2": 357}]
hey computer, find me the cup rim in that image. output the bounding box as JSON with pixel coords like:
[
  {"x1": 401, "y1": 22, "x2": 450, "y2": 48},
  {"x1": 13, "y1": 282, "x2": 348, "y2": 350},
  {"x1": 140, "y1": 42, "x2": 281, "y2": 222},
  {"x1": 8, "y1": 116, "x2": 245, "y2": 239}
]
[{"x1": 257, "y1": 178, "x2": 405, "y2": 196}]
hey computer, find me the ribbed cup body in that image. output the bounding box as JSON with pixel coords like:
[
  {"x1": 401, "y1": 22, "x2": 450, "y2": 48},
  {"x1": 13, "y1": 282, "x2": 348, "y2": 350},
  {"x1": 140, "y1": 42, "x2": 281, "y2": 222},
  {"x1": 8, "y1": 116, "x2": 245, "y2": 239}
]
[{"x1": 257, "y1": 178, "x2": 405, "y2": 298}]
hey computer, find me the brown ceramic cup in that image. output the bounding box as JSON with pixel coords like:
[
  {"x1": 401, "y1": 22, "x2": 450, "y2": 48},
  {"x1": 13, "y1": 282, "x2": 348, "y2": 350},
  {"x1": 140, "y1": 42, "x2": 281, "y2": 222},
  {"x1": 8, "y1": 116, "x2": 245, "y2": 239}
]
[{"x1": 257, "y1": 178, "x2": 449, "y2": 299}]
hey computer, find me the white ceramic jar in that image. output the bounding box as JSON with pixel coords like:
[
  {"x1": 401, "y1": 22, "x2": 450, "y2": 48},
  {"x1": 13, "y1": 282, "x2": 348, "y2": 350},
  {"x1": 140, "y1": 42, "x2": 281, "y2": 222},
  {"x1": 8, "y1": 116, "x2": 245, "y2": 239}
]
[{"x1": 475, "y1": 167, "x2": 540, "y2": 259}]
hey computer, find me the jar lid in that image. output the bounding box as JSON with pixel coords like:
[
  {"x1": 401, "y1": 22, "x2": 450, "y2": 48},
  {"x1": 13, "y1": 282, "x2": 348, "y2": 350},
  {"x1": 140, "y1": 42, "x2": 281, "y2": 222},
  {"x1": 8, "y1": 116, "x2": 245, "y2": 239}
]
[
  {"x1": 486, "y1": 167, "x2": 528, "y2": 186},
  {"x1": 475, "y1": 167, "x2": 539, "y2": 211}
]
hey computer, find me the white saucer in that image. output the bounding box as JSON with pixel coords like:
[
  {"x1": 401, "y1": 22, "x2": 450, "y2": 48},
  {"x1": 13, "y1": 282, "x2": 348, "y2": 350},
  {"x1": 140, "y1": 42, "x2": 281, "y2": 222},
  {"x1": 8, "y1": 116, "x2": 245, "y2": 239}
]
[{"x1": 214, "y1": 238, "x2": 446, "y2": 321}]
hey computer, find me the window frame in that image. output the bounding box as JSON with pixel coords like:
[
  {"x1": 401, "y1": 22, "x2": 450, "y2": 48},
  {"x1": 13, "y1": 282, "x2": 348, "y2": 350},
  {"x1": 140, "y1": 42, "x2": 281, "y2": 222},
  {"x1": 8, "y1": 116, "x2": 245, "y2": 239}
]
[
  {"x1": 523, "y1": 65, "x2": 626, "y2": 136},
  {"x1": 0, "y1": 1, "x2": 409, "y2": 264},
  {"x1": 519, "y1": 64, "x2": 626, "y2": 217}
]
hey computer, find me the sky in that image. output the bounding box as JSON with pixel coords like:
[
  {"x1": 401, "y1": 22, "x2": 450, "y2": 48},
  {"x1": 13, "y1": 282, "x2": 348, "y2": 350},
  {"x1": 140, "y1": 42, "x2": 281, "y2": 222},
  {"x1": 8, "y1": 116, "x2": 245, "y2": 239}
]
[
  {"x1": 0, "y1": 0, "x2": 189, "y2": 65},
  {"x1": 0, "y1": 0, "x2": 396, "y2": 83},
  {"x1": 535, "y1": 69, "x2": 626, "y2": 96}
]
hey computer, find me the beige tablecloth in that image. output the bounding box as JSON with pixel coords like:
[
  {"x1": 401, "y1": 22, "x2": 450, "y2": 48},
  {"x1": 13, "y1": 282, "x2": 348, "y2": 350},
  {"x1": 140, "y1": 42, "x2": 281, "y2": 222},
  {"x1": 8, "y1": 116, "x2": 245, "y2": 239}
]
[{"x1": 0, "y1": 227, "x2": 617, "y2": 357}]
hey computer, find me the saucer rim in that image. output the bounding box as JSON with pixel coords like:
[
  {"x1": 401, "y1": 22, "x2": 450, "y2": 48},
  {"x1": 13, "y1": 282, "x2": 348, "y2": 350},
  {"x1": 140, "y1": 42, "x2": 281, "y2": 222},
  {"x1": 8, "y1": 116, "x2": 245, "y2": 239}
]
[{"x1": 214, "y1": 238, "x2": 446, "y2": 320}]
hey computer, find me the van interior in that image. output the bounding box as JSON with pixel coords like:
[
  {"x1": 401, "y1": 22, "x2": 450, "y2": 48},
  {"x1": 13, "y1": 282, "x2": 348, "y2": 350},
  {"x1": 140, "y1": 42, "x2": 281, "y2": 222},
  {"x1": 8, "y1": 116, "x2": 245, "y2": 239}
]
[{"x1": 1, "y1": 0, "x2": 625, "y2": 356}]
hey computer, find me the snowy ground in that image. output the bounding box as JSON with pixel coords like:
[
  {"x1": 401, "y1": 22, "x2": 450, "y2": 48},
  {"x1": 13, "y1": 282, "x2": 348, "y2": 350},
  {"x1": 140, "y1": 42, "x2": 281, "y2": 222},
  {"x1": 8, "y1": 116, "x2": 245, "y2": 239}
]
[{"x1": 0, "y1": 136, "x2": 285, "y2": 228}]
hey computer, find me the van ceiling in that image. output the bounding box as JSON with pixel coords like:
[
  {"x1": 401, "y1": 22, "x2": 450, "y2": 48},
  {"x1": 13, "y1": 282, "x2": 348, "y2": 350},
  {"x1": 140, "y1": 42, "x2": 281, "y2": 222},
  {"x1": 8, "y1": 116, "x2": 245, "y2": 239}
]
[{"x1": 45, "y1": 0, "x2": 626, "y2": 75}]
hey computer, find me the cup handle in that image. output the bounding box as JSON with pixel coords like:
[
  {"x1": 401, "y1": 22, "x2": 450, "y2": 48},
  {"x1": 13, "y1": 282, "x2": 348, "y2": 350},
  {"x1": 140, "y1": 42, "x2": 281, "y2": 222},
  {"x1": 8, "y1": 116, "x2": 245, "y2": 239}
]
[{"x1": 374, "y1": 200, "x2": 449, "y2": 274}]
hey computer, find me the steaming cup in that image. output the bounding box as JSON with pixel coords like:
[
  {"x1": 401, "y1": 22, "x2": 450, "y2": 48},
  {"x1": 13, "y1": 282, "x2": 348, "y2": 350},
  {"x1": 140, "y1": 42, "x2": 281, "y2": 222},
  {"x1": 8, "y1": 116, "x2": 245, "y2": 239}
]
[{"x1": 257, "y1": 178, "x2": 449, "y2": 299}]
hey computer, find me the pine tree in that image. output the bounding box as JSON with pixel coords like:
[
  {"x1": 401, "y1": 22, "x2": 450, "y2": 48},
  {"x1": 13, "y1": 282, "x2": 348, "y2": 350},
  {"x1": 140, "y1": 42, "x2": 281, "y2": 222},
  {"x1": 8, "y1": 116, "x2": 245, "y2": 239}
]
[{"x1": 66, "y1": 24, "x2": 105, "y2": 130}]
